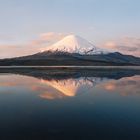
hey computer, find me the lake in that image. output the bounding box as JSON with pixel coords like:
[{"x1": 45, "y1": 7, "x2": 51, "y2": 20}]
[{"x1": 0, "y1": 67, "x2": 140, "y2": 140}]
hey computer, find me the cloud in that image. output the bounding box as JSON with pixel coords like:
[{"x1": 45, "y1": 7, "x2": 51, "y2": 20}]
[
  {"x1": 0, "y1": 45, "x2": 20, "y2": 58},
  {"x1": 0, "y1": 34, "x2": 139, "y2": 58},
  {"x1": 0, "y1": 42, "x2": 48, "y2": 58},
  {"x1": 30, "y1": 32, "x2": 65, "y2": 46},
  {"x1": 102, "y1": 37, "x2": 140, "y2": 57},
  {"x1": 0, "y1": 32, "x2": 66, "y2": 58},
  {"x1": 104, "y1": 41, "x2": 117, "y2": 49}
]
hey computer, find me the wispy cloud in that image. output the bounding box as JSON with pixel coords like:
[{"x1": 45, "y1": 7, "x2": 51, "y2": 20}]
[
  {"x1": 102, "y1": 37, "x2": 140, "y2": 57},
  {"x1": 0, "y1": 34, "x2": 140, "y2": 58},
  {"x1": 0, "y1": 44, "x2": 37, "y2": 58},
  {"x1": 30, "y1": 32, "x2": 66, "y2": 46},
  {"x1": 0, "y1": 32, "x2": 66, "y2": 58}
]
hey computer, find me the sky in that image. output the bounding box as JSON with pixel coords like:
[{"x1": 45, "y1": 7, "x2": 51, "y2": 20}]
[{"x1": 0, "y1": 0, "x2": 140, "y2": 58}]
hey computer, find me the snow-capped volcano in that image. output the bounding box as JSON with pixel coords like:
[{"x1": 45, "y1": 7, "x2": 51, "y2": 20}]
[
  {"x1": 1, "y1": 33, "x2": 140, "y2": 66},
  {"x1": 42, "y1": 35, "x2": 109, "y2": 55}
]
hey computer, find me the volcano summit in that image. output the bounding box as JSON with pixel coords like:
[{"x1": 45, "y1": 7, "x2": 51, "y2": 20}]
[{"x1": 42, "y1": 35, "x2": 109, "y2": 55}]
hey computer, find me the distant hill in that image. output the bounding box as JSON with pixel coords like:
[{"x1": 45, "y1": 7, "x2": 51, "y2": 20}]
[{"x1": 0, "y1": 51, "x2": 140, "y2": 66}]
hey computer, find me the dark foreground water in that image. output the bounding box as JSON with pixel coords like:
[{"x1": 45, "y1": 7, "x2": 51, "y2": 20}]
[{"x1": 0, "y1": 68, "x2": 140, "y2": 140}]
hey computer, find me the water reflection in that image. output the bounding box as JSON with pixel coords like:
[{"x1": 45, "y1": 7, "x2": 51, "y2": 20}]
[
  {"x1": 39, "y1": 77, "x2": 108, "y2": 99},
  {"x1": 0, "y1": 71, "x2": 140, "y2": 99},
  {"x1": 102, "y1": 76, "x2": 140, "y2": 96},
  {"x1": 0, "y1": 69, "x2": 140, "y2": 140},
  {"x1": 0, "y1": 74, "x2": 109, "y2": 99}
]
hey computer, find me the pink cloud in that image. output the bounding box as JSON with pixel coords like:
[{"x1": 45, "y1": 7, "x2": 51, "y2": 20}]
[
  {"x1": 0, "y1": 32, "x2": 66, "y2": 58},
  {"x1": 30, "y1": 32, "x2": 65, "y2": 46},
  {"x1": 102, "y1": 37, "x2": 140, "y2": 57}
]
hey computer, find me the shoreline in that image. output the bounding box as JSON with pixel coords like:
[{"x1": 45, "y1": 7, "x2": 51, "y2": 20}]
[{"x1": 0, "y1": 66, "x2": 140, "y2": 70}]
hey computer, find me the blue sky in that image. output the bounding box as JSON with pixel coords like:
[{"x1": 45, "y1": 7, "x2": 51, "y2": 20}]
[{"x1": 0, "y1": 0, "x2": 140, "y2": 58}]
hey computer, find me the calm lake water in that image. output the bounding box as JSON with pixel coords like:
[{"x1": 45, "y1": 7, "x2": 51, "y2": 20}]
[{"x1": 0, "y1": 68, "x2": 140, "y2": 140}]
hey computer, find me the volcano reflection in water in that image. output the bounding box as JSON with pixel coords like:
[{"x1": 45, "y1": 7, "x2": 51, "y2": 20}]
[{"x1": 0, "y1": 70, "x2": 140, "y2": 140}]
